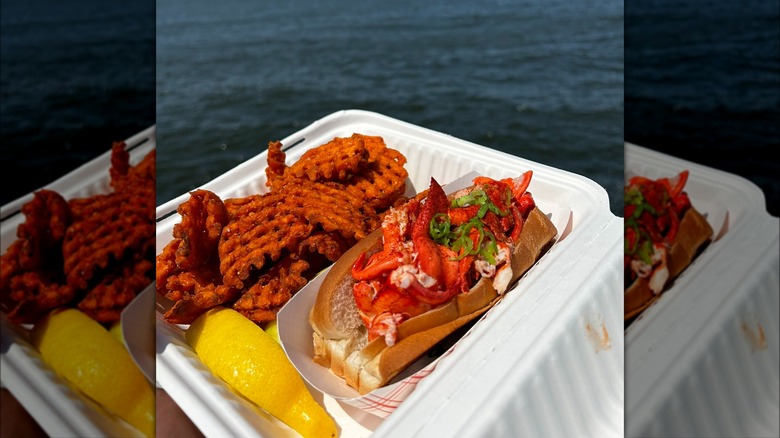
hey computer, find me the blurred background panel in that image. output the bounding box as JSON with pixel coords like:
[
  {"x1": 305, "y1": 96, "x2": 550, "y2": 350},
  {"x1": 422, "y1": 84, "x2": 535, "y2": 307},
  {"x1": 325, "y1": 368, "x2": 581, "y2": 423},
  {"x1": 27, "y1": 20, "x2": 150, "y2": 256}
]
[
  {"x1": 625, "y1": 0, "x2": 779, "y2": 216},
  {"x1": 0, "y1": 0, "x2": 155, "y2": 206},
  {"x1": 1, "y1": 0, "x2": 155, "y2": 436},
  {"x1": 625, "y1": 2, "x2": 779, "y2": 437},
  {"x1": 156, "y1": 0, "x2": 624, "y2": 216}
]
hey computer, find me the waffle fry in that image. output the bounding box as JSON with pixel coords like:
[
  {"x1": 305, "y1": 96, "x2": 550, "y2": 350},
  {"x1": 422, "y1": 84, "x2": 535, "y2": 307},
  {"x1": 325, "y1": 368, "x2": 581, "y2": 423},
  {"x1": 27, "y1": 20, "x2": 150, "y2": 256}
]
[
  {"x1": 1, "y1": 142, "x2": 155, "y2": 325},
  {"x1": 158, "y1": 133, "x2": 409, "y2": 325}
]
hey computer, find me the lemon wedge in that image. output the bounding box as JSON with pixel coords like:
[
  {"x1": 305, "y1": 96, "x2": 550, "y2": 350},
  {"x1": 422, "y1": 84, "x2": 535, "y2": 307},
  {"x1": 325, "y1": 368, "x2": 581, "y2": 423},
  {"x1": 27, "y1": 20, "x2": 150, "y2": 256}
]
[
  {"x1": 186, "y1": 307, "x2": 337, "y2": 438},
  {"x1": 31, "y1": 308, "x2": 155, "y2": 437},
  {"x1": 264, "y1": 319, "x2": 281, "y2": 345},
  {"x1": 109, "y1": 320, "x2": 125, "y2": 345}
]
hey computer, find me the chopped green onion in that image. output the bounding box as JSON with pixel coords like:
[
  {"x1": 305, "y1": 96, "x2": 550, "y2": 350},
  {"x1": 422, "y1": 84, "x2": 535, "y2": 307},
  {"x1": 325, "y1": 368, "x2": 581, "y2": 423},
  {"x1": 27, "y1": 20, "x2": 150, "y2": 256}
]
[
  {"x1": 637, "y1": 238, "x2": 653, "y2": 265},
  {"x1": 479, "y1": 231, "x2": 498, "y2": 265},
  {"x1": 429, "y1": 213, "x2": 452, "y2": 244},
  {"x1": 633, "y1": 203, "x2": 644, "y2": 219},
  {"x1": 487, "y1": 201, "x2": 509, "y2": 217},
  {"x1": 477, "y1": 202, "x2": 489, "y2": 219},
  {"x1": 430, "y1": 189, "x2": 508, "y2": 265}
]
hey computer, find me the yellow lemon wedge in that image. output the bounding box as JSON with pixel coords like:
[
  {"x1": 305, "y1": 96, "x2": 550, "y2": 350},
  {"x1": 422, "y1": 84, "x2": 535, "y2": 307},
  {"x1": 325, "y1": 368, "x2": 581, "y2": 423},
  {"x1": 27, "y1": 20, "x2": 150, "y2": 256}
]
[
  {"x1": 109, "y1": 320, "x2": 125, "y2": 345},
  {"x1": 264, "y1": 319, "x2": 281, "y2": 345},
  {"x1": 186, "y1": 307, "x2": 337, "y2": 438},
  {"x1": 30, "y1": 308, "x2": 155, "y2": 437}
]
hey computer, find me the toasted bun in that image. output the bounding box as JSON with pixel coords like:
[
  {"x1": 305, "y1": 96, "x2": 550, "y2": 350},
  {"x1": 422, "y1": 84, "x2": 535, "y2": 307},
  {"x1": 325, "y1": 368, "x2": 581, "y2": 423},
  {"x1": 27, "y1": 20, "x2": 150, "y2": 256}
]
[
  {"x1": 310, "y1": 206, "x2": 557, "y2": 394},
  {"x1": 625, "y1": 207, "x2": 713, "y2": 320}
]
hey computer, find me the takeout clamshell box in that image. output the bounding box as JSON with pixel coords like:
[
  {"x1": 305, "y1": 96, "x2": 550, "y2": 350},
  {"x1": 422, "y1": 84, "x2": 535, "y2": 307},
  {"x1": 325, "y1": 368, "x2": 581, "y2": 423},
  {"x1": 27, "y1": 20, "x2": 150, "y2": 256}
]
[
  {"x1": 156, "y1": 110, "x2": 624, "y2": 437},
  {"x1": 624, "y1": 143, "x2": 780, "y2": 438},
  {"x1": 0, "y1": 126, "x2": 156, "y2": 438}
]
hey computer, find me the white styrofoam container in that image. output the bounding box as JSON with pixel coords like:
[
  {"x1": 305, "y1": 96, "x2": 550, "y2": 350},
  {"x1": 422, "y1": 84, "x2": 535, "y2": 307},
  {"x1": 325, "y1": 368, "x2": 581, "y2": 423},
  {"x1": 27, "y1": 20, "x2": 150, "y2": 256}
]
[
  {"x1": 624, "y1": 143, "x2": 780, "y2": 438},
  {"x1": 0, "y1": 126, "x2": 157, "y2": 437},
  {"x1": 156, "y1": 110, "x2": 624, "y2": 437}
]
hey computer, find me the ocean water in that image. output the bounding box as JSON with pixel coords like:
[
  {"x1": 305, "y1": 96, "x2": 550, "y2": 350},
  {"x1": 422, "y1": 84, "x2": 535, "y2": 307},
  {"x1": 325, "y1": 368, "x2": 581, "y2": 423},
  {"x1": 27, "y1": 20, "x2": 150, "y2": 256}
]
[
  {"x1": 625, "y1": 0, "x2": 779, "y2": 216},
  {"x1": 156, "y1": 0, "x2": 624, "y2": 216},
  {"x1": 0, "y1": 0, "x2": 156, "y2": 206},
  {"x1": 3, "y1": 1, "x2": 775, "y2": 218}
]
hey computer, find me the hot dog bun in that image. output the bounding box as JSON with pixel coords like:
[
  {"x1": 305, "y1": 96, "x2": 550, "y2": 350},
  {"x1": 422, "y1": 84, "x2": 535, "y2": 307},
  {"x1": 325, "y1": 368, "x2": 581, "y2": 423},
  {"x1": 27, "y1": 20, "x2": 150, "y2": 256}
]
[
  {"x1": 309, "y1": 205, "x2": 557, "y2": 394},
  {"x1": 624, "y1": 206, "x2": 713, "y2": 320}
]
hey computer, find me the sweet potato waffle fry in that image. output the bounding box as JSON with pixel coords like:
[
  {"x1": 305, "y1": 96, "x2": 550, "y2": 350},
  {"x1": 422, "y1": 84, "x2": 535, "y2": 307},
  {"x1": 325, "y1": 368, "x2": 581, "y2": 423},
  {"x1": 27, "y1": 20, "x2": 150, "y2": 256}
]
[
  {"x1": 158, "y1": 133, "x2": 409, "y2": 325},
  {"x1": 1, "y1": 142, "x2": 156, "y2": 325},
  {"x1": 267, "y1": 134, "x2": 370, "y2": 185},
  {"x1": 346, "y1": 134, "x2": 409, "y2": 210}
]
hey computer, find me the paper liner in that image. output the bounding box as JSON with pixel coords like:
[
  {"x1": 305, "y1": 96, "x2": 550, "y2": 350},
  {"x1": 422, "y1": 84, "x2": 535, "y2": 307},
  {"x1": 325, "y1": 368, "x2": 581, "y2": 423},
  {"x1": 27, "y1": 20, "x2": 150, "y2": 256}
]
[
  {"x1": 278, "y1": 172, "x2": 571, "y2": 417},
  {"x1": 121, "y1": 285, "x2": 156, "y2": 386}
]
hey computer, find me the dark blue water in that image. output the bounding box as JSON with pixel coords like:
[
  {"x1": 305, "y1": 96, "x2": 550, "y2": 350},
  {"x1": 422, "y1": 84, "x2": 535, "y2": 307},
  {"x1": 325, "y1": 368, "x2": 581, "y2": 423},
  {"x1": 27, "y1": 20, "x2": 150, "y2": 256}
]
[
  {"x1": 156, "y1": 0, "x2": 624, "y2": 216},
  {"x1": 3, "y1": 0, "x2": 775, "y2": 218},
  {"x1": 0, "y1": 0, "x2": 155, "y2": 206},
  {"x1": 625, "y1": 0, "x2": 779, "y2": 216}
]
